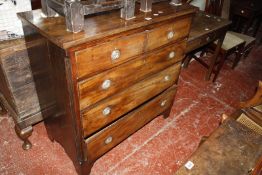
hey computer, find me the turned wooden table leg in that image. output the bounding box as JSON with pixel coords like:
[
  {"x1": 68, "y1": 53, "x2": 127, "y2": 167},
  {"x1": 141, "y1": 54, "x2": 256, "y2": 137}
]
[
  {"x1": 205, "y1": 30, "x2": 227, "y2": 81},
  {"x1": 15, "y1": 125, "x2": 33, "y2": 150},
  {"x1": 182, "y1": 54, "x2": 193, "y2": 68}
]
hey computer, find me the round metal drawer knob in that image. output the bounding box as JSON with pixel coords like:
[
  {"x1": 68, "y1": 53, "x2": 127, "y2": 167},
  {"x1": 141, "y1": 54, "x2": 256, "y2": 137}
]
[
  {"x1": 111, "y1": 49, "x2": 121, "y2": 60},
  {"x1": 241, "y1": 10, "x2": 244, "y2": 14},
  {"x1": 167, "y1": 31, "x2": 174, "y2": 40},
  {"x1": 102, "y1": 107, "x2": 111, "y2": 116},
  {"x1": 105, "y1": 136, "x2": 113, "y2": 144},
  {"x1": 161, "y1": 100, "x2": 167, "y2": 107},
  {"x1": 169, "y1": 51, "x2": 176, "y2": 59},
  {"x1": 164, "y1": 75, "x2": 170, "y2": 81},
  {"x1": 102, "y1": 79, "x2": 111, "y2": 90}
]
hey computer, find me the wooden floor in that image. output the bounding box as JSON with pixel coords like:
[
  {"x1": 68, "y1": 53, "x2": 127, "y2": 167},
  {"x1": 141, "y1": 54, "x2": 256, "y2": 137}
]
[{"x1": 0, "y1": 45, "x2": 261, "y2": 175}]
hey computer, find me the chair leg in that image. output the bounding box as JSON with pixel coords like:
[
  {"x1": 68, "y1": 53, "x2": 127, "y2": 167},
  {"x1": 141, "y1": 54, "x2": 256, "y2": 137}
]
[
  {"x1": 253, "y1": 17, "x2": 261, "y2": 37},
  {"x1": 205, "y1": 33, "x2": 226, "y2": 81},
  {"x1": 232, "y1": 45, "x2": 244, "y2": 69},
  {"x1": 243, "y1": 42, "x2": 255, "y2": 58},
  {"x1": 213, "y1": 53, "x2": 227, "y2": 82},
  {"x1": 182, "y1": 54, "x2": 193, "y2": 68},
  {"x1": 200, "y1": 47, "x2": 208, "y2": 57}
]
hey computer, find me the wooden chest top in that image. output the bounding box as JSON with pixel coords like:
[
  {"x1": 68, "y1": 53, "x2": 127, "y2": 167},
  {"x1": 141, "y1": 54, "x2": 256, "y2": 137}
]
[{"x1": 18, "y1": 2, "x2": 196, "y2": 49}]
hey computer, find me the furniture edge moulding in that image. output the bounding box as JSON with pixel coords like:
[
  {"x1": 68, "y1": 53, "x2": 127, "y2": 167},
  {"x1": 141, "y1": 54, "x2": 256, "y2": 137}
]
[{"x1": 19, "y1": 2, "x2": 197, "y2": 175}]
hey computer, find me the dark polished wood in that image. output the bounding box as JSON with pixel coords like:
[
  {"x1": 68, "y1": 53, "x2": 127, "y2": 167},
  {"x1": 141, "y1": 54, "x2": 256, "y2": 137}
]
[
  {"x1": 230, "y1": 0, "x2": 262, "y2": 37},
  {"x1": 18, "y1": 2, "x2": 196, "y2": 174},
  {"x1": 86, "y1": 86, "x2": 177, "y2": 162},
  {"x1": 79, "y1": 41, "x2": 185, "y2": 110},
  {"x1": 184, "y1": 11, "x2": 231, "y2": 81},
  {"x1": 18, "y1": 3, "x2": 196, "y2": 49},
  {"x1": 31, "y1": 0, "x2": 42, "y2": 10},
  {"x1": 82, "y1": 64, "x2": 180, "y2": 137},
  {"x1": 186, "y1": 11, "x2": 230, "y2": 53},
  {"x1": 75, "y1": 32, "x2": 147, "y2": 79}
]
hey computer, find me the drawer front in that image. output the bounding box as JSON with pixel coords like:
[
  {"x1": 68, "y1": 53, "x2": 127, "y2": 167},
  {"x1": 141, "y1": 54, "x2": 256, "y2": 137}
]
[
  {"x1": 232, "y1": 7, "x2": 251, "y2": 18},
  {"x1": 75, "y1": 33, "x2": 146, "y2": 79},
  {"x1": 147, "y1": 17, "x2": 191, "y2": 51},
  {"x1": 85, "y1": 86, "x2": 177, "y2": 161},
  {"x1": 186, "y1": 29, "x2": 221, "y2": 53},
  {"x1": 82, "y1": 64, "x2": 180, "y2": 137},
  {"x1": 186, "y1": 37, "x2": 202, "y2": 53},
  {"x1": 78, "y1": 41, "x2": 186, "y2": 110}
]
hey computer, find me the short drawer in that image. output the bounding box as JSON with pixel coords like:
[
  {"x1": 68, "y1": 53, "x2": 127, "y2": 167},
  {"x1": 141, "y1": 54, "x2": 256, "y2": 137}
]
[
  {"x1": 78, "y1": 41, "x2": 186, "y2": 110},
  {"x1": 85, "y1": 86, "x2": 177, "y2": 161},
  {"x1": 186, "y1": 37, "x2": 202, "y2": 53},
  {"x1": 186, "y1": 29, "x2": 219, "y2": 53},
  {"x1": 82, "y1": 64, "x2": 180, "y2": 137},
  {"x1": 147, "y1": 17, "x2": 191, "y2": 51},
  {"x1": 232, "y1": 7, "x2": 251, "y2": 18},
  {"x1": 197, "y1": 32, "x2": 217, "y2": 49},
  {"x1": 75, "y1": 32, "x2": 146, "y2": 79}
]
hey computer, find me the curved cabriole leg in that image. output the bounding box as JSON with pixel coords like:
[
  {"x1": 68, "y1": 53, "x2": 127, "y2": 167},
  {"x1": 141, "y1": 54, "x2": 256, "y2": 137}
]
[{"x1": 15, "y1": 125, "x2": 33, "y2": 150}]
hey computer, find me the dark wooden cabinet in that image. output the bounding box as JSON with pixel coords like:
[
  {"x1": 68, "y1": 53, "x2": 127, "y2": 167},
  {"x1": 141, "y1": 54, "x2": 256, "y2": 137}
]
[
  {"x1": 229, "y1": 0, "x2": 262, "y2": 36},
  {"x1": 18, "y1": 2, "x2": 196, "y2": 174},
  {"x1": 31, "y1": 0, "x2": 42, "y2": 9},
  {"x1": 0, "y1": 38, "x2": 54, "y2": 150}
]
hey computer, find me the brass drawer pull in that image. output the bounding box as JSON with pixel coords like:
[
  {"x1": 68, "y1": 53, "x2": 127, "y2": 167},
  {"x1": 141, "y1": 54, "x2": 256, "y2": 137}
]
[
  {"x1": 161, "y1": 100, "x2": 167, "y2": 107},
  {"x1": 241, "y1": 10, "x2": 244, "y2": 14},
  {"x1": 111, "y1": 49, "x2": 121, "y2": 60},
  {"x1": 102, "y1": 107, "x2": 111, "y2": 116},
  {"x1": 169, "y1": 51, "x2": 176, "y2": 59},
  {"x1": 102, "y1": 79, "x2": 111, "y2": 90},
  {"x1": 167, "y1": 31, "x2": 174, "y2": 40},
  {"x1": 105, "y1": 136, "x2": 113, "y2": 144},
  {"x1": 164, "y1": 75, "x2": 170, "y2": 81}
]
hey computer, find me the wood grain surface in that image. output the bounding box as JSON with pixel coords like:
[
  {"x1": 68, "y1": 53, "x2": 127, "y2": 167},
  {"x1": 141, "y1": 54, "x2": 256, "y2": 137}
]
[
  {"x1": 85, "y1": 86, "x2": 177, "y2": 161},
  {"x1": 82, "y1": 64, "x2": 180, "y2": 137},
  {"x1": 78, "y1": 41, "x2": 186, "y2": 110},
  {"x1": 75, "y1": 32, "x2": 146, "y2": 79},
  {"x1": 18, "y1": 3, "x2": 196, "y2": 49}
]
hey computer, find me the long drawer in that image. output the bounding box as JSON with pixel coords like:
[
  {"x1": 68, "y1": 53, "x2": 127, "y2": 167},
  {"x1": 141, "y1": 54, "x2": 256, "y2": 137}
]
[
  {"x1": 78, "y1": 41, "x2": 186, "y2": 110},
  {"x1": 82, "y1": 64, "x2": 180, "y2": 137},
  {"x1": 85, "y1": 86, "x2": 177, "y2": 161},
  {"x1": 75, "y1": 32, "x2": 147, "y2": 79}
]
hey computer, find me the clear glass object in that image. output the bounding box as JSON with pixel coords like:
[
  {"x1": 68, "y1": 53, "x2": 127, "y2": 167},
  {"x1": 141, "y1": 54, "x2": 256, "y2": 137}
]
[
  {"x1": 170, "y1": 0, "x2": 182, "y2": 6},
  {"x1": 140, "y1": 0, "x2": 152, "y2": 12},
  {"x1": 64, "y1": 0, "x2": 84, "y2": 33}
]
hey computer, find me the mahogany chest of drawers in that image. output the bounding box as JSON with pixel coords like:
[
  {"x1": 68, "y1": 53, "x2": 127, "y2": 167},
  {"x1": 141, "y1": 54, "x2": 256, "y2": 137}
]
[{"x1": 18, "y1": 2, "x2": 196, "y2": 174}]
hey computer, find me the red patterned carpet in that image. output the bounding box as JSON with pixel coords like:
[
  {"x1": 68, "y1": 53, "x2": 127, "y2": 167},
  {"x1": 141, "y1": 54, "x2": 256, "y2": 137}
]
[{"x1": 0, "y1": 45, "x2": 261, "y2": 175}]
